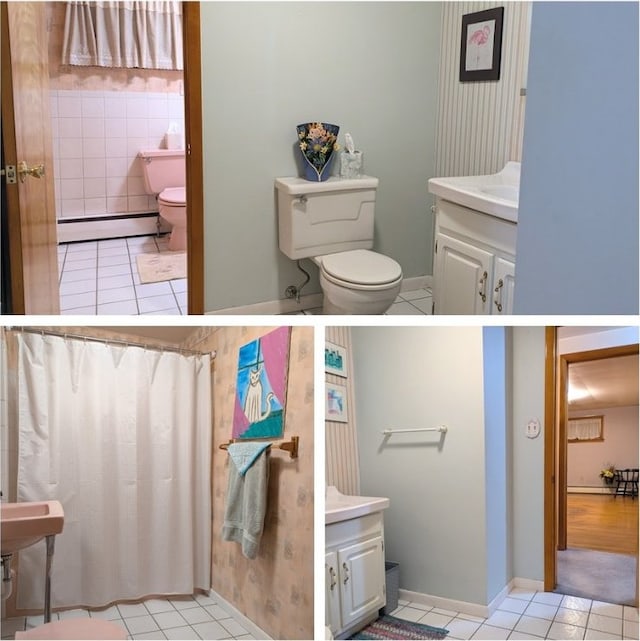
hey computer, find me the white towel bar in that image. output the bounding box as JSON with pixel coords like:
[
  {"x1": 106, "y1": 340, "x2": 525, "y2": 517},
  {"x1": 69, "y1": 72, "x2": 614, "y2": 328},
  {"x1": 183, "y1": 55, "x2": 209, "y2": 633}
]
[{"x1": 382, "y1": 426, "x2": 448, "y2": 435}]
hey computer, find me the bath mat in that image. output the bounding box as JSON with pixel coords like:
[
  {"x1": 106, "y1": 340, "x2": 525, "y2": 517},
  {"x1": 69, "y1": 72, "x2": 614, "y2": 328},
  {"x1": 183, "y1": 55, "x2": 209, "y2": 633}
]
[
  {"x1": 350, "y1": 615, "x2": 448, "y2": 640},
  {"x1": 136, "y1": 251, "x2": 186, "y2": 283}
]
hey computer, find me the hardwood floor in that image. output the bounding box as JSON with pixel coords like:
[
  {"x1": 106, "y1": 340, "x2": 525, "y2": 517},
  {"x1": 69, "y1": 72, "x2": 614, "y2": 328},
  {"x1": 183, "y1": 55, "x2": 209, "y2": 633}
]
[{"x1": 567, "y1": 492, "x2": 639, "y2": 555}]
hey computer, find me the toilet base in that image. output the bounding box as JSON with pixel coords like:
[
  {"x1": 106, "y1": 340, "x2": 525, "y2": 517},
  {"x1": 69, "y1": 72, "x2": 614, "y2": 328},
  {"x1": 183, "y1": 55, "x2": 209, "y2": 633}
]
[
  {"x1": 167, "y1": 225, "x2": 187, "y2": 251},
  {"x1": 320, "y1": 274, "x2": 401, "y2": 315}
]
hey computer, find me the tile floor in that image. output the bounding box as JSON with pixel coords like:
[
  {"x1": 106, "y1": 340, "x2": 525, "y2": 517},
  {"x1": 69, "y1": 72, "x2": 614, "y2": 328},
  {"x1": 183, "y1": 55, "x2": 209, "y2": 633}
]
[
  {"x1": 392, "y1": 588, "x2": 638, "y2": 640},
  {"x1": 58, "y1": 235, "x2": 187, "y2": 315},
  {"x1": 0, "y1": 593, "x2": 255, "y2": 640}
]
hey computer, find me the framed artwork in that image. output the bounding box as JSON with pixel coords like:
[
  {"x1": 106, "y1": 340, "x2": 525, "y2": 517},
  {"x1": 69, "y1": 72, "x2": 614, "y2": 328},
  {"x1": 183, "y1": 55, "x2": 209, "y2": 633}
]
[
  {"x1": 232, "y1": 326, "x2": 291, "y2": 439},
  {"x1": 326, "y1": 382, "x2": 348, "y2": 423},
  {"x1": 459, "y1": 7, "x2": 504, "y2": 82},
  {"x1": 325, "y1": 341, "x2": 348, "y2": 378}
]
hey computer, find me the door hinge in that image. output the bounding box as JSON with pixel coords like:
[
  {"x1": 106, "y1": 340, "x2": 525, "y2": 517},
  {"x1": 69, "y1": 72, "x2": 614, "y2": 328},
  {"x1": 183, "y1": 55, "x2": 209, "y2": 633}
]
[{"x1": 2, "y1": 165, "x2": 17, "y2": 184}]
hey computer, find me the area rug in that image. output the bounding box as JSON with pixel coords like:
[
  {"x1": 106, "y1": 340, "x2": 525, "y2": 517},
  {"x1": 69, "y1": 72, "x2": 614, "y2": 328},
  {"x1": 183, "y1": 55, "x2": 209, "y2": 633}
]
[
  {"x1": 136, "y1": 251, "x2": 186, "y2": 284},
  {"x1": 350, "y1": 615, "x2": 448, "y2": 640},
  {"x1": 557, "y1": 547, "x2": 636, "y2": 605}
]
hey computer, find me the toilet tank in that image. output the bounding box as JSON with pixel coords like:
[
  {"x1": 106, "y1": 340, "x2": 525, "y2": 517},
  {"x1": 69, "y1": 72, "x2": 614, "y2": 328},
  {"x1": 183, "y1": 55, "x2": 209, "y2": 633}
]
[
  {"x1": 275, "y1": 176, "x2": 379, "y2": 260},
  {"x1": 138, "y1": 149, "x2": 186, "y2": 195}
]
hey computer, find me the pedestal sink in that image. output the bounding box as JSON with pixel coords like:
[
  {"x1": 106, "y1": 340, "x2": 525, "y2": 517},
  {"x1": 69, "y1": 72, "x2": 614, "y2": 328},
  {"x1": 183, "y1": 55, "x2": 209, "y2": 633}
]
[
  {"x1": 1, "y1": 501, "x2": 64, "y2": 554},
  {"x1": 1, "y1": 501, "x2": 64, "y2": 623}
]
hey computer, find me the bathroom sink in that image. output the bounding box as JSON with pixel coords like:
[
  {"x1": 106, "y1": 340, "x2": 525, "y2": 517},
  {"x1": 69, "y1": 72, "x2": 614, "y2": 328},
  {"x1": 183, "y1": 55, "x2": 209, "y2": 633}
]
[
  {"x1": 0, "y1": 501, "x2": 64, "y2": 554},
  {"x1": 428, "y1": 161, "x2": 520, "y2": 223},
  {"x1": 325, "y1": 486, "x2": 390, "y2": 524}
]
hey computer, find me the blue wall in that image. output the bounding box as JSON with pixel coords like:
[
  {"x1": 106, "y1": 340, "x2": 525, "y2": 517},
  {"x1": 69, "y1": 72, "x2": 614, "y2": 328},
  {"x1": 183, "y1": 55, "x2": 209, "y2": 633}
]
[{"x1": 515, "y1": 2, "x2": 638, "y2": 314}]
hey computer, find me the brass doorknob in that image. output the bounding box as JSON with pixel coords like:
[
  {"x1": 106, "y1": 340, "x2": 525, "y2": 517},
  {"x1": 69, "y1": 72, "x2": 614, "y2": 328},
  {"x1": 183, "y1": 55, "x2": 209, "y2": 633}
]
[{"x1": 18, "y1": 161, "x2": 45, "y2": 183}]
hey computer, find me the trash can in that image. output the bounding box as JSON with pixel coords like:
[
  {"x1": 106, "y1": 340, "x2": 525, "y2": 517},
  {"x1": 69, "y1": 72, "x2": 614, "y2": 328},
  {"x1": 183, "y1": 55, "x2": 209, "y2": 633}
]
[{"x1": 381, "y1": 561, "x2": 400, "y2": 615}]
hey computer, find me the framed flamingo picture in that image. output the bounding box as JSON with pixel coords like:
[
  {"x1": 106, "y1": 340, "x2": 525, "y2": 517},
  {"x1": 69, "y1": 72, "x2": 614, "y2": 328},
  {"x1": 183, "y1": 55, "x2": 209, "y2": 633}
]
[
  {"x1": 232, "y1": 326, "x2": 291, "y2": 439},
  {"x1": 460, "y1": 7, "x2": 504, "y2": 82}
]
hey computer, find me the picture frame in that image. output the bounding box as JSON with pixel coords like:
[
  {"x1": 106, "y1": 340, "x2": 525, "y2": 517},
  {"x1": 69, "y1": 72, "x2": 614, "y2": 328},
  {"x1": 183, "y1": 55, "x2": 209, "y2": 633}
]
[
  {"x1": 459, "y1": 7, "x2": 504, "y2": 82},
  {"x1": 326, "y1": 382, "x2": 348, "y2": 423},
  {"x1": 325, "y1": 341, "x2": 348, "y2": 378}
]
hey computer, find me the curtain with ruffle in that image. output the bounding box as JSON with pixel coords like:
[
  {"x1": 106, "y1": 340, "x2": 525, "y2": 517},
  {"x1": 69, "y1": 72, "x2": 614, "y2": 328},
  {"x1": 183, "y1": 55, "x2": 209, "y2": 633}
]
[{"x1": 62, "y1": 1, "x2": 183, "y2": 70}]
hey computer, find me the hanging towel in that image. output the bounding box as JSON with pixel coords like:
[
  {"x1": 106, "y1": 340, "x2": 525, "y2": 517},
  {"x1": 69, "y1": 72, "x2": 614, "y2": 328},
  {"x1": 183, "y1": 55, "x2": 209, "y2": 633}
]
[{"x1": 222, "y1": 442, "x2": 271, "y2": 559}]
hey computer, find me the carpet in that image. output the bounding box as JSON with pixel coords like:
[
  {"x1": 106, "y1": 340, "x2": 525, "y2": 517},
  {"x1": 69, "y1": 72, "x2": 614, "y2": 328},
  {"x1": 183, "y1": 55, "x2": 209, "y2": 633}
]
[
  {"x1": 136, "y1": 251, "x2": 187, "y2": 284},
  {"x1": 557, "y1": 547, "x2": 637, "y2": 606},
  {"x1": 350, "y1": 615, "x2": 448, "y2": 640}
]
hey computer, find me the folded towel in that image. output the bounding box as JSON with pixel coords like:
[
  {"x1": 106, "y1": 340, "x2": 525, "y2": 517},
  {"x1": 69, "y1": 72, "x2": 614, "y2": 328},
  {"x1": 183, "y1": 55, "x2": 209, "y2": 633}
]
[
  {"x1": 227, "y1": 441, "x2": 271, "y2": 476},
  {"x1": 222, "y1": 443, "x2": 270, "y2": 559}
]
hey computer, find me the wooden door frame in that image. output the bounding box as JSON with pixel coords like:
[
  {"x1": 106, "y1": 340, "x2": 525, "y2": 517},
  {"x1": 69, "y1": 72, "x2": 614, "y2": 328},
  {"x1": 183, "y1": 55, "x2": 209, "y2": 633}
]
[
  {"x1": 1, "y1": 2, "x2": 204, "y2": 315},
  {"x1": 544, "y1": 333, "x2": 639, "y2": 591}
]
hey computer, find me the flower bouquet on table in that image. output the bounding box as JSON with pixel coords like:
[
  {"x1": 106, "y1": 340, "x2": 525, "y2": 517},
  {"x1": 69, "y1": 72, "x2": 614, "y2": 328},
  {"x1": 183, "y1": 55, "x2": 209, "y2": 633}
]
[
  {"x1": 296, "y1": 122, "x2": 340, "y2": 182},
  {"x1": 599, "y1": 464, "x2": 616, "y2": 484}
]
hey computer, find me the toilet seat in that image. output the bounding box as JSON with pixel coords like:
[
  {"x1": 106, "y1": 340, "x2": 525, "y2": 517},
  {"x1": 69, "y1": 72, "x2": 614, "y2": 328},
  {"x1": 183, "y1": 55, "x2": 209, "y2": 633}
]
[
  {"x1": 158, "y1": 186, "x2": 186, "y2": 206},
  {"x1": 318, "y1": 249, "x2": 402, "y2": 291},
  {"x1": 15, "y1": 618, "x2": 128, "y2": 640}
]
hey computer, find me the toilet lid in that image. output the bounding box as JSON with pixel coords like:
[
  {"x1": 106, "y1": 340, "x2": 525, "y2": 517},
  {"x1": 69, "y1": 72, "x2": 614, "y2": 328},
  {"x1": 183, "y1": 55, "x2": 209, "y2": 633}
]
[
  {"x1": 158, "y1": 187, "x2": 186, "y2": 205},
  {"x1": 320, "y1": 249, "x2": 402, "y2": 286}
]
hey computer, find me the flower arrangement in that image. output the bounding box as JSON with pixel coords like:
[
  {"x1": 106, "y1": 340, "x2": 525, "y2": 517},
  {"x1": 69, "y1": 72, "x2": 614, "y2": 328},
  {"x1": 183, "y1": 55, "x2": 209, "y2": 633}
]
[
  {"x1": 296, "y1": 122, "x2": 340, "y2": 181},
  {"x1": 599, "y1": 464, "x2": 616, "y2": 481}
]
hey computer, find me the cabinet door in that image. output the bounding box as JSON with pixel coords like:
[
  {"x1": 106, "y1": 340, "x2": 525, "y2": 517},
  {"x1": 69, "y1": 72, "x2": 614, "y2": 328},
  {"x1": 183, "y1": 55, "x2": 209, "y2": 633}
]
[
  {"x1": 434, "y1": 232, "x2": 494, "y2": 314},
  {"x1": 338, "y1": 536, "x2": 385, "y2": 628},
  {"x1": 325, "y1": 551, "x2": 341, "y2": 634},
  {"x1": 492, "y1": 257, "x2": 515, "y2": 315}
]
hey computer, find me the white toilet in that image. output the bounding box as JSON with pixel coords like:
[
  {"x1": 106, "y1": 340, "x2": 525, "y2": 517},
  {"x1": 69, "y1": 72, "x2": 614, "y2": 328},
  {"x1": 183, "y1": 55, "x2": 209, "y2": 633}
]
[
  {"x1": 275, "y1": 176, "x2": 403, "y2": 314},
  {"x1": 138, "y1": 149, "x2": 187, "y2": 251}
]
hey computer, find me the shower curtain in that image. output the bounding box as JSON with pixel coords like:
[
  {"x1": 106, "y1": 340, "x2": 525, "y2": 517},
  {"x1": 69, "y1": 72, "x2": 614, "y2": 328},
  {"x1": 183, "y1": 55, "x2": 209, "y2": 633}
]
[{"x1": 15, "y1": 332, "x2": 211, "y2": 609}]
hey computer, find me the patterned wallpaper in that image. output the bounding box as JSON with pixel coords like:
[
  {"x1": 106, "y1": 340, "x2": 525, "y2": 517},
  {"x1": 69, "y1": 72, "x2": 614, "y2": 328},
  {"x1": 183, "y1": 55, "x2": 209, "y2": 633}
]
[{"x1": 184, "y1": 326, "x2": 314, "y2": 640}]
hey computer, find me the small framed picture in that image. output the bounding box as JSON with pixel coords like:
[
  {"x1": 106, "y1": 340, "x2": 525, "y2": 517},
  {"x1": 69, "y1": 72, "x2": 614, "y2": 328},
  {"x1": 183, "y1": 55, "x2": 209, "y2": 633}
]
[
  {"x1": 459, "y1": 7, "x2": 504, "y2": 82},
  {"x1": 326, "y1": 382, "x2": 348, "y2": 423},
  {"x1": 325, "y1": 341, "x2": 348, "y2": 378}
]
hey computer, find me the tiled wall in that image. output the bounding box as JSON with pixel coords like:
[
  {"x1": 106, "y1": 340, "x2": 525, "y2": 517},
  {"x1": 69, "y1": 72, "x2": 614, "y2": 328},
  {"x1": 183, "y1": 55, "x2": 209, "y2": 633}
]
[
  {"x1": 51, "y1": 89, "x2": 185, "y2": 220},
  {"x1": 183, "y1": 326, "x2": 314, "y2": 641}
]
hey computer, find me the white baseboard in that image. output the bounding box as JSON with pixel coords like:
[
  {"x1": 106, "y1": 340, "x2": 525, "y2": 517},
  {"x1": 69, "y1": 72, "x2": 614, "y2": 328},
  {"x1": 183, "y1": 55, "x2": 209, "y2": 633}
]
[
  {"x1": 207, "y1": 292, "x2": 324, "y2": 315},
  {"x1": 568, "y1": 486, "x2": 613, "y2": 495},
  {"x1": 207, "y1": 275, "x2": 433, "y2": 315},
  {"x1": 399, "y1": 577, "x2": 544, "y2": 619},
  {"x1": 208, "y1": 588, "x2": 271, "y2": 640},
  {"x1": 57, "y1": 214, "x2": 169, "y2": 243}
]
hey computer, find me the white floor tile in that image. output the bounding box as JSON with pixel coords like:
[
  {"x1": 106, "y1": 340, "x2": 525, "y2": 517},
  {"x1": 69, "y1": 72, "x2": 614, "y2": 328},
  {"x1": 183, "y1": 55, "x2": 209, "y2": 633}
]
[
  {"x1": 484, "y1": 610, "x2": 521, "y2": 630},
  {"x1": 66, "y1": 241, "x2": 97, "y2": 253},
  {"x1": 137, "y1": 294, "x2": 179, "y2": 314},
  {"x1": 408, "y1": 296, "x2": 434, "y2": 314},
  {"x1": 399, "y1": 288, "x2": 432, "y2": 301},
  {"x1": 163, "y1": 625, "x2": 200, "y2": 639},
  {"x1": 60, "y1": 278, "x2": 97, "y2": 296},
  {"x1": 590, "y1": 601, "x2": 624, "y2": 619},
  {"x1": 61, "y1": 267, "x2": 98, "y2": 283},
  {"x1": 513, "y1": 615, "x2": 552, "y2": 638},
  {"x1": 97, "y1": 300, "x2": 139, "y2": 314},
  {"x1": 191, "y1": 620, "x2": 233, "y2": 640},
  {"x1": 385, "y1": 301, "x2": 425, "y2": 315},
  {"x1": 623, "y1": 619, "x2": 639, "y2": 638},
  {"x1": 141, "y1": 308, "x2": 183, "y2": 315},
  {"x1": 407, "y1": 602, "x2": 433, "y2": 612},
  {"x1": 444, "y1": 617, "x2": 482, "y2": 640},
  {"x1": 393, "y1": 606, "x2": 428, "y2": 622},
  {"x1": 507, "y1": 632, "x2": 544, "y2": 640},
  {"x1": 587, "y1": 613, "x2": 623, "y2": 636},
  {"x1": 418, "y1": 611, "x2": 456, "y2": 628},
  {"x1": 98, "y1": 238, "x2": 128, "y2": 249},
  {"x1": 168, "y1": 597, "x2": 200, "y2": 611},
  {"x1": 60, "y1": 291, "x2": 97, "y2": 310},
  {"x1": 218, "y1": 618, "x2": 248, "y2": 636},
  {"x1": 98, "y1": 245, "x2": 131, "y2": 257},
  {"x1": 179, "y1": 607, "x2": 212, "y2": 625},
  {"x1": 134, "y1": 281, "x2": 173, "y2": 298},
  {"x1": 58, "y1": 609, "x2": 90, "y2": 620},
  {"x1": 117, "y1": 604, "x2": 149, "y2": 619},
  {"x1": 98, "y1": 263, "x2": 133, "y2": 278},
  {"x1": 533, "y1": 592, "x2": 564, "y2": 607},
  {"x1": 471, "y1": 623, "x2": 511, "y2": 639},
  {"x1": 100, "y1": 274, "x2": 135, "y2": 290},
  {"x1": 98, "y1": 254, "x2": 131, "y2": 267},
  {"x1": 89, "y1": 605, "x2": 121, "y2": 620},
  {"x1": 170, "y1": 279, "x2": 187, "y2": 294},
  {"x1": 553, "y1": 607, "x2": 589, "y2": 628},
  {"x1": 523, "y1": 601, "x2": 558, "y2": 621},
  {"x1": 498, "y1": 597, "x2": 529, "y2": 614},
  {"x1": 61, "y1": 305, "x2": 97, "y2": 314},
  {"x1": 64, "y1": 249, "x2": 97, "y2": 261},
  {"x1": 63, "y1": 257, "x2": 97, "y2": 271},
  {"x1": 124, "y1": 614, "x2": 159, "y2": 635},
  {"x1": 508, "y1": 588, "x2": 537, "y2": 602},
  {"x1": 560, "y1": 595, "x2": 592, "y2": 612},
  {"x1": 546, "y1": 621, "x2": 585, "y2": 640},
  {"x1": 132, "y1": 632, "x2": 166, "y2": 640},
  {"x1": 623, "y1": 606, "x2": 639, "y2": 622},
  {"x1": 144, "y1": 599, "x2": 176, "y2": 615},
  {"x1": 97, "y1": 286, "x2": 137, "y2": 305},
  {"x1": 193, "y1": 594, "x2": 217, "y2": 606},
  {"x1": 152, "y1": 610, "x2": 187, "y2": 629},
  {"x1": 584, "y1": 629, "x2": 621, "y2": 640}
]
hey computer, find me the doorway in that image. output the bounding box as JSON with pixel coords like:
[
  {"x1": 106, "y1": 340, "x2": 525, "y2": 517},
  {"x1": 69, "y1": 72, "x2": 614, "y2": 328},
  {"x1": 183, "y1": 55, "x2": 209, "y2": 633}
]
[
  {"x1": 1, "y1": 1, "x2": 203, "y2": 314},
  {"x1": 544, "y1": 328, "x2": 639, "y2": 606}
]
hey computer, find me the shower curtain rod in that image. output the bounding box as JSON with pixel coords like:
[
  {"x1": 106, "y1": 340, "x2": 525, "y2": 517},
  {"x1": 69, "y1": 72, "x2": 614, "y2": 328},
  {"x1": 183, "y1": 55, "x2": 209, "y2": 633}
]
[{"x1": 7, "y1": 327, "x2": 216, "y2": 358}]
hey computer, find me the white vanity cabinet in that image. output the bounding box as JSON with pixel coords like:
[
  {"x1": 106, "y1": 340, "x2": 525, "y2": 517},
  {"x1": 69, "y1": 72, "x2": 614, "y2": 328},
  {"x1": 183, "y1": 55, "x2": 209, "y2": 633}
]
[
  {"x1": 433, "y1": 198, "x2": 516, "y2": 315},
  {"x1": 325, "y1": 512, "x2": 386, "y2": 639}
]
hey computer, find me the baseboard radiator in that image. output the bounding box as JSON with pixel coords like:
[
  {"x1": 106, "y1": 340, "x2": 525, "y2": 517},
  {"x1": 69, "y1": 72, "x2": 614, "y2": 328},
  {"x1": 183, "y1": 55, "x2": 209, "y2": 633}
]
[{"x1": 57, "y1": 212, "x2": 170, "y2": 243}]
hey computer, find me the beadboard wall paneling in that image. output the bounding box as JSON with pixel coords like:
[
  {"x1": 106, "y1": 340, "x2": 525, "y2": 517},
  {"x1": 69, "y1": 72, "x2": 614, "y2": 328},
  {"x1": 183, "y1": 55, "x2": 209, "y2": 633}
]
[
  {"x1": 435, "y1": 2, "x2": 531, "y2": 178},
  {"x1": 325, "y1": 326, "x2": 360, "y2": 496}
]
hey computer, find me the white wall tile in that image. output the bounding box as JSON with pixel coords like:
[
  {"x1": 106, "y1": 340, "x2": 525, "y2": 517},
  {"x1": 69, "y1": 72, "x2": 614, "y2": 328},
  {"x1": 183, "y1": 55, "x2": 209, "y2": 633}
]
[
  {"x1": 81, "y1": 96, "x2": 105, "y2": 118},
  {"x1": 60, "y1": 158, "x2": 84, "y2": 180},
  {"x1": 59, "y1": 138, "x2": 83, "y2": 159},
  {"x1": 83, "y1": 158, "x2": 106, "y2": 179},
  {"x1": 106, "y1": 157, "x2": 129, "y2": 178},
  {"x1": 83, "y1": 118, "x2": 105, "y2": 139},
  {"x1": 59, "y1": 117, "x2": 81, "y2": 138},
  {"x1": 105, "y1": 117, "x2": 127, "y2": 138},
  {"x1": 84, "y1": 177, "x2": 107, "y2": 198},
  {"x1": 60, "y1": 178, "x2": 84, "y2": 200},
  {"x1": 85, "y1": 197, "x2": 107, "y2": 215},
  {"x1": 58, "y1": 95, "x2": 82, "y2": 117},
  {"x1": 61, "y1": 198, "x2": 85, "y2": 217},
  {"x1": 82, "y1": 138, "x2": 106, "y2": 158},
  {"x1": 107, "y1": 177, "x2": 128, "y2": 197}
]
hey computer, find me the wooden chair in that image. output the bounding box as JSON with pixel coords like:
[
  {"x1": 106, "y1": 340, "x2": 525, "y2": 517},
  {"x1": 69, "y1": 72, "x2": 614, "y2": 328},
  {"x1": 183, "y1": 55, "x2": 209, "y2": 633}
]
[{"x1": 614, "y1": 468, "x2": 639, "y2": 498}]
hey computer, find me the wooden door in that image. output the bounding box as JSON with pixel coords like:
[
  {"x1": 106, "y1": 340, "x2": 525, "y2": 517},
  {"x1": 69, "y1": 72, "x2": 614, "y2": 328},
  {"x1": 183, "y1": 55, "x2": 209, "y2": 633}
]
[{"x1": 1, "y1": 2, "x2": 59, "y2": 314}]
